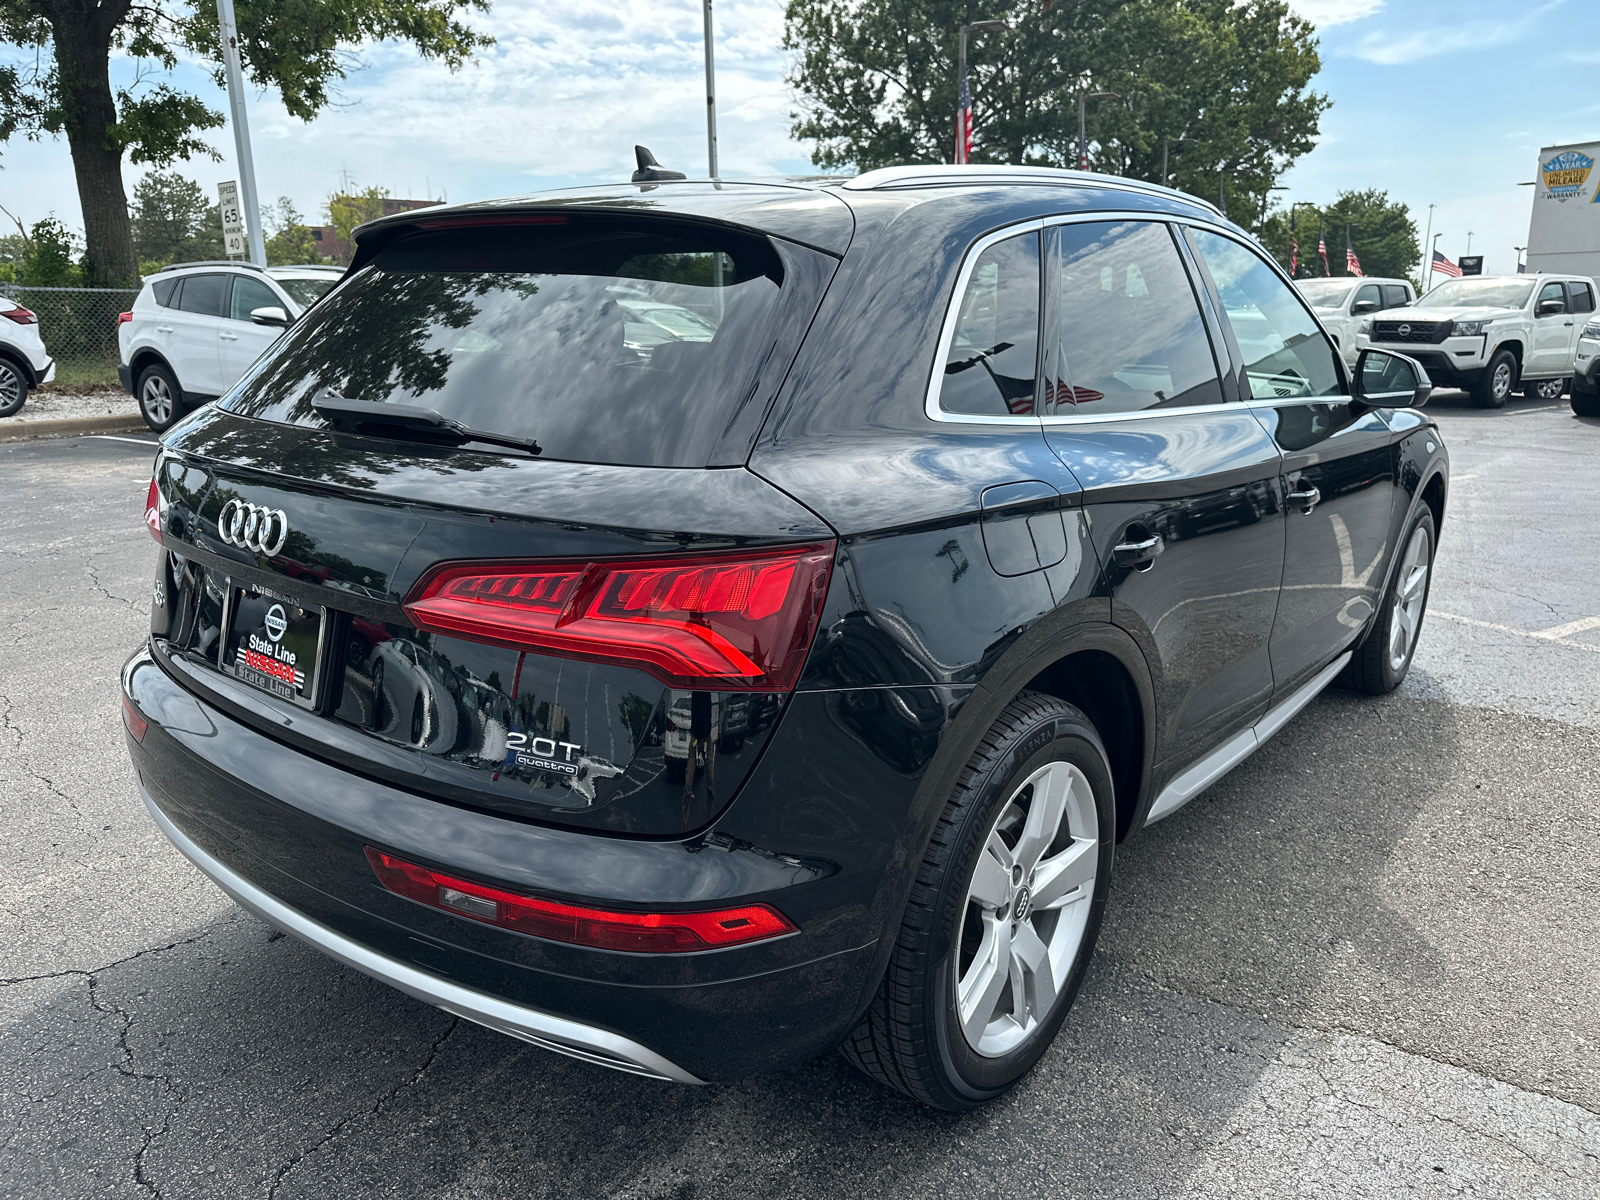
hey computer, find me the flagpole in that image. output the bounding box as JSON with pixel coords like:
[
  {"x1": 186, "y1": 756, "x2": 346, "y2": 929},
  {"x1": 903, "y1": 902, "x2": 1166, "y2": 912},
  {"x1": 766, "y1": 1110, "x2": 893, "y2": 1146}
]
[{"x1": 1421, "y1": 203, "x2": 1435, "y2": 292}]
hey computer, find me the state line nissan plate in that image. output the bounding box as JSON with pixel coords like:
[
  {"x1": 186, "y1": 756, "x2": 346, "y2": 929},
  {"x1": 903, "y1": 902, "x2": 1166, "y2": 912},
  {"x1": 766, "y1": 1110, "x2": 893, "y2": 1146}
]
[{"x1": 124, "y1": 157, "x2": 1447, "y2": 1110}]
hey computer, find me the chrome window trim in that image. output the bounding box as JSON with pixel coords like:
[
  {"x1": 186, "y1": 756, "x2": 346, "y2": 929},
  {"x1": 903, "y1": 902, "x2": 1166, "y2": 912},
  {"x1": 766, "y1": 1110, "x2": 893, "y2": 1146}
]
[{"x1": 927, "y1": 209, "x2": 1247, "y2": 428}]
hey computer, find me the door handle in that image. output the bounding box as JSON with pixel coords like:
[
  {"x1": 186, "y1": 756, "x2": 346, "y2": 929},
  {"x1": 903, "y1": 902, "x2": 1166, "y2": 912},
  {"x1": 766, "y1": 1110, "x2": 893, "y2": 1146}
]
[
  {"x1": 219, "y1": 332, "x2": 239, "y2": 341},
  {"x1": 1113, "y1": 534, "x2": 1164, "y2": 570},
  {"x1": 1286, "y1": 484, "x2": 1321, "y2": 514},
  {"x1": 156, "y1": 325, "x2": 174, "y2": 333}
]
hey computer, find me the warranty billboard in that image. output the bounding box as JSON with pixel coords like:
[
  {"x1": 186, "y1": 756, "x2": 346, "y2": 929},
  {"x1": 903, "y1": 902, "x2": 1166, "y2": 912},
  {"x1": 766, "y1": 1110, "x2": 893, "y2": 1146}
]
[{"x1": 1525, "y1": 140, "x2": 1600, "y2": 281}]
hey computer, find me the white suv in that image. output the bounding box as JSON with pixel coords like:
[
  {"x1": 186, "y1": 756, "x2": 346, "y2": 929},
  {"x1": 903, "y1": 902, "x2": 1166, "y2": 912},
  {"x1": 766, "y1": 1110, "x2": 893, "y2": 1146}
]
[
  {"x1": 1293, "y1": 276, "x2": 1415, "y2": 367},
  {"x1": 1355, "y1": 274, "x2": 1596, "y2": 408},
  {"x1": 0, "y1": 297, "x2": 57, "y2": 417},
  {"x1": 118, "y1": 262, "x2": 342, "y2": 430},
  {"x1": 1573, "y1": 317, "x2": 1600, "y2": 417}
]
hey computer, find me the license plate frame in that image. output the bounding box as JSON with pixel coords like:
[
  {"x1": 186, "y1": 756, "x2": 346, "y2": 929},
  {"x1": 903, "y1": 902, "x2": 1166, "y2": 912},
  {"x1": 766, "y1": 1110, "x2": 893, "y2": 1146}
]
[{"x1": 218, "y1": 581, "x2": 328, "y2": 710}]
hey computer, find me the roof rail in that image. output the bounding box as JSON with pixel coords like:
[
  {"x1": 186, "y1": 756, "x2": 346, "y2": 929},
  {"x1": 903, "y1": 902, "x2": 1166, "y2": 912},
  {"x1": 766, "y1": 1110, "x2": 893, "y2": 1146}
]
[
  {"x1": 841, "y1": 164, "x2": 1226, "y2": 219},
  {"x1": 265, "y1": 263, "x2": 343, "y2": 272},
  {"x1": 155, "y1": 260, "x2": 266, "y2": 273}
]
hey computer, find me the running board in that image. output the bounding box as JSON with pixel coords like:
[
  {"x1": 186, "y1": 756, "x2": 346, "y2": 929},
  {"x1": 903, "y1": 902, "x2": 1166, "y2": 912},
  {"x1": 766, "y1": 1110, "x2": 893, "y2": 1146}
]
[{"x1": 1144, "y1": 652, "x2": 1352, "y2": 826}]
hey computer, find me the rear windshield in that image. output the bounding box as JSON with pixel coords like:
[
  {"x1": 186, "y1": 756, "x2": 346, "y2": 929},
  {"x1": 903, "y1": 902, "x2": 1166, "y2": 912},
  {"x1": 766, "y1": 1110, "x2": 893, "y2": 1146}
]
[{"x1": 221, "y1": 219, "x2": 786, "y2": 467}]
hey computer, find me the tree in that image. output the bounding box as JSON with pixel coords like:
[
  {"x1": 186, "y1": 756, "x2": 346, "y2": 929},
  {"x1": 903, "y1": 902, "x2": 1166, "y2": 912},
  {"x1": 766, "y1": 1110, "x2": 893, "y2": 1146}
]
[
  {"x1": 327, "y1": 185, "x2": 391, "y2": 258},
  {"x1": 129, "y1": 170, "x2": 223, "y2": 268},
  {"x1": 0, "y1": 0, "x2": 492, "y2": 286},
  {"x1": 783, "y1": 0, "x2": 1328, "y2": 223},
  {"x1": 1261, "y1": 189, "x2": 1419, "y2": 281},
  {"x1": 18, "y1": 216, "x2": 81, "y2": 285},
  {"x1": 262, "y1": 197, "x2": 325, "y2": 266}
]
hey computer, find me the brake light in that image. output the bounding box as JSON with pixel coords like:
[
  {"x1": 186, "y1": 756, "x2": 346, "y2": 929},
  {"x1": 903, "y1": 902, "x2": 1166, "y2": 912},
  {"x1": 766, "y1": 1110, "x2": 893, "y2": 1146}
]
[
  {"x1": 365, "y1": 848, "x2": 796, "y2": 951},
  {"x1": 144, "y1": 477, "x2": 161, "y2": 541},
  {"x1": 403, "y1": 543, "x2": 834, "y2": 691},
  {"x1": 122, "y1": 696, "x2": 148, "y2": 743},
  {"x1": 117, "y1": 311, "x2": 133, "y2": 325},
  {"x1": 1, "y1": 305, "x2": 35, "y2": 325}
]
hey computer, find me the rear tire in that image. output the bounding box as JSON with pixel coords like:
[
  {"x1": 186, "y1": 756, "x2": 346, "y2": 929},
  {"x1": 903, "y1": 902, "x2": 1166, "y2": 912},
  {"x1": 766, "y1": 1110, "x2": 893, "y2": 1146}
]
[
  {"x1": 1340, "y1": 507, "x2": 1435, "y2": 695},
  {"x1": 1470, "y1": 350, "x2": 1516, "y2": 408},
  {"x1": 840, "y1": 692, "x2": 1114, "y2": 1110},
  {"x1": 1527, "y1": 377, "x2": 1567, "y2": 402},
  {"x1": 0, "y1": 356, "x2": 27, "y2": 417},
  {"x1": 137, "y1": 362, "x2": 182, "y2": 432}
]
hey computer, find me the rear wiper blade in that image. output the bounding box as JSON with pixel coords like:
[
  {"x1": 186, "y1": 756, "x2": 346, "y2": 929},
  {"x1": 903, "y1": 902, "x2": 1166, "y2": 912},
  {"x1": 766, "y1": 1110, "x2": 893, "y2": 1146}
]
[{"x1": 312, "y1": 393, "x2": 541, "y2": 456}]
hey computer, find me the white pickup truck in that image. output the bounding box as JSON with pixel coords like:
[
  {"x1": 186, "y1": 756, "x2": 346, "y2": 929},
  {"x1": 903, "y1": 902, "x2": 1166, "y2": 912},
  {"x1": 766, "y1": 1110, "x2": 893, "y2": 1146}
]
[
  {"x1": 1354, "y1": 273, "x2": 1596, "y2": 408},
  {"x1": 1293, "y1": 276, "x2": 1415, "y2": 367}
]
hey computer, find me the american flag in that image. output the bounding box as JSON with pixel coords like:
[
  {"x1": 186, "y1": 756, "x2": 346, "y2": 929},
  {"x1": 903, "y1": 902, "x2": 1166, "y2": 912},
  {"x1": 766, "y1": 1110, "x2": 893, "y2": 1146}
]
[
  {"x1": 1432, "y1": 249, "x2": 1462, "y2": 278},
  {"x1": 956, "y1": 70, "x2": 973, "y2": 164},
  {"x1": 1317, "y1": 221, "x2": 1330, "y2": 275},
  {"x1": 1345, "y1": 228, "x2": 1362, "y2": 276}
]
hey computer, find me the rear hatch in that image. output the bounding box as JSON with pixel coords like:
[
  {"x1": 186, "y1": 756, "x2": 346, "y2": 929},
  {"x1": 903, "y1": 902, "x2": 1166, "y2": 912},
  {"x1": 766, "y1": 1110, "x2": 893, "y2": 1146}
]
[{"x1": 146, "y1": 207, "x2": 842, "y2": 836}]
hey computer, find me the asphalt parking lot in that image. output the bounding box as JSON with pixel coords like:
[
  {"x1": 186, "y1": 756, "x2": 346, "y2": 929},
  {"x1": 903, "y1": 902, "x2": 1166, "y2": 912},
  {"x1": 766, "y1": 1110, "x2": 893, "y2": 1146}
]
[{"x1": 3, "y1": 394, "x2": 1598, "y2": 1199}]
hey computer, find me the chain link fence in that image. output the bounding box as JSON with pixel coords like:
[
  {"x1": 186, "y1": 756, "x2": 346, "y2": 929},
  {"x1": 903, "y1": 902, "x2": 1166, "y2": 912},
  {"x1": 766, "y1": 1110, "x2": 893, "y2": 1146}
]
[{"x1": 1, "y1": 285, "x2": 139, "y2": 389}]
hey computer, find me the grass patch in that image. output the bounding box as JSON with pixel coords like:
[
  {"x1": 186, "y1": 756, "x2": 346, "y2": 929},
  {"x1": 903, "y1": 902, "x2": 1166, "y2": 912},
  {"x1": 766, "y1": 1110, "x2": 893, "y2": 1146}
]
[{"x1": 47, "y1": 359, "x2": 122, "y2": 390}]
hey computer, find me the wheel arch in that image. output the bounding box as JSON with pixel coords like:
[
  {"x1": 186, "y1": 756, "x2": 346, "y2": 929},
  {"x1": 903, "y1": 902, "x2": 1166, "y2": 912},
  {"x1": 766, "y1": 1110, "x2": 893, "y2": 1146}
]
[
  {"x1": 0, "y1": 346, "x2": 37, "y2": 389},
  {"x1": 1420, "y1": 469, "x2": 1447, "y2": 533},
  {"x1": 1492, "y1": 339, "x2": 1524, "y2": 375},
  {"x1": 129, "y1": 347, "x2": 176, "y2": 386}
]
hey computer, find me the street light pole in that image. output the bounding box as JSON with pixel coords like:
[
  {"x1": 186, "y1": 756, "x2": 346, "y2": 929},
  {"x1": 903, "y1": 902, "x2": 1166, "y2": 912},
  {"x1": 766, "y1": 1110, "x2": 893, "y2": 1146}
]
[
  {"x1": 702, "y1": 0, "x2": 718, "y2": 179},
  {"x1": 955, "y1": 20, "x2": 1007, "y2": 164},
  {"x1": 1420, "y1": 203, "x2": 1435, "y2": 291},
  {"x1": 1077, "y1": 91, "x2": 1118, "y2": 171},
  {"x1": 215, "y1": 0, "x2": 265, "y2": 266},
  {"x1": 1428, "y1": 232, "x2": 1442, "y2": 292},
  {"x1": 1161, "y1": 137, "x2": 1192, "y2": 188}
]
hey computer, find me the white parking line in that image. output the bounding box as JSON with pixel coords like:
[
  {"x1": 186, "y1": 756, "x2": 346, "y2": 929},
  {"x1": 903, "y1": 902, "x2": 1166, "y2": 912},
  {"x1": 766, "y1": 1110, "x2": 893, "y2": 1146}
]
[
  {"x1": 1432, "y1": 611, "x2": 1600, "y2": 654},
  {"x1": 81, "y1": 435, "x2": 158, "y2": 445}
]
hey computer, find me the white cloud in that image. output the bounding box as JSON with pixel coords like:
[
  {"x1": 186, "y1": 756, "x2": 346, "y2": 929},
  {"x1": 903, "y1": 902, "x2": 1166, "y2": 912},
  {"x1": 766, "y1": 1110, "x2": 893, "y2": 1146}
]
[
  {"x1": 1290, "y1": 1, "x2": 1386, "y2": 29},
  {"x1": 1352, "y1": 0, "x2": 1564, "y2": 65}
]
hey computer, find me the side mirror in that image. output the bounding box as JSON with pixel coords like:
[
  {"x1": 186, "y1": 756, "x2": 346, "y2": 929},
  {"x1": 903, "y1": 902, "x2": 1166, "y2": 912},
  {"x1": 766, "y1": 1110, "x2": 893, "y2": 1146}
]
[
  {"x1": 251, "y1": 306, "x2": 292, "y2": 328},
  {"x1": 1351, "y1": 299, "x2": 1379, "y2": 314},
  {"x1": 1537, "y1": 298, "x2": 1565, "y2": 316},
  {"x1": 1354, "y1": 347, "x2": 1431, "y2": 409}
]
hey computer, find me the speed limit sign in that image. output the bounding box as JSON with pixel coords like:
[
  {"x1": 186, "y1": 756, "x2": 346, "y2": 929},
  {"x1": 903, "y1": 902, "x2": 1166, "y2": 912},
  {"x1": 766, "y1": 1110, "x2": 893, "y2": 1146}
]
[{"x1": 218, "y1": 180, "x2": 245, "y2": 256}]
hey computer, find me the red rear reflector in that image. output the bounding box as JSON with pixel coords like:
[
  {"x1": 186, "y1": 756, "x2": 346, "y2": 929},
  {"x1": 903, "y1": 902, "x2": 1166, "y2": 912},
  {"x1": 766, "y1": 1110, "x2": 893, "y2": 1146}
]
[
  {"x1": 403, "y1": 543, "x2": 834, "y2": 691},
  {"x1": 117, "y1": 311, "x2": 133, "y2": 325},
  {"x1": 144, "y1": 477, "x2": 161, "y2": 541},
  {"x1": 365, "y1": 848, "x2": 796, "y2": 952},
  {"x1": 1, "y1": 305, "x2": 36, "y2": 325},
  {"x1": 122, "y1": 697, "x2": 148, "y2": 743}
]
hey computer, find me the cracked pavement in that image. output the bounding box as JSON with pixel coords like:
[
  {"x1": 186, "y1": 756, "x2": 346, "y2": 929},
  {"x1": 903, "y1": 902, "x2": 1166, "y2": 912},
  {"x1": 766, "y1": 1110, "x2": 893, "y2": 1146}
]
[{"x1": 2, "y1": 402, "x2": 1598, "y2": 1198}]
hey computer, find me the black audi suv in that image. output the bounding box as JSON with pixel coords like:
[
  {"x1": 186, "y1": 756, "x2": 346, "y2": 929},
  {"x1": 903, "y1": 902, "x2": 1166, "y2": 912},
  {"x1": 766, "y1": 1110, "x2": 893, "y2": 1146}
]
[{"x1": 124, "y1": 162, "x2": 1448, "y2": 1110}]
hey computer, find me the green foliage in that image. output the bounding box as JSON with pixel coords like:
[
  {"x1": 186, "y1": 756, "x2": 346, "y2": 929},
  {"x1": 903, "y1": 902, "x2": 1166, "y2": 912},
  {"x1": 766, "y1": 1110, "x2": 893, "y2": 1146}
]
[
  {"x1": 1261, "y1": 189, "x2": 1419, "y2": 281},
  {"x1": 327, "y1": 185, "x2": 390, "y2": 252},
  {"x1": 21, "y1": 216, "x2": 81, "y2": 285},
  {"x1": 784, "y1": 0, "x2": 1328, "y2": 222},
  {"x1": 129, "y1": 171, "x2": 224, "y2": 266},
  {"x1": 263, "y1": 197, "x2": 327, "y2": 266}
]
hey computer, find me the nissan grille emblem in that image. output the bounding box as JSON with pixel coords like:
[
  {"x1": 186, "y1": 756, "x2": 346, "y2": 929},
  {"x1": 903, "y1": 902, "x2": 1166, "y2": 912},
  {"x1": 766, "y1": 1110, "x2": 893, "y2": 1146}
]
[
  {"x1": 1398, "y1": 323, "x2": 1411, "y2": 338},
  {"x1": 218, "y1": 499, "x2": 290, "y2": 556}
]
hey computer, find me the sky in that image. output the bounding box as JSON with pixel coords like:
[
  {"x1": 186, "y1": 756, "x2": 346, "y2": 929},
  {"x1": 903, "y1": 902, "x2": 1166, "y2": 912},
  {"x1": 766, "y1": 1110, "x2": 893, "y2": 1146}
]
[{"x1": 2, "y1": 0, "x2": 1598, "y2": 278}]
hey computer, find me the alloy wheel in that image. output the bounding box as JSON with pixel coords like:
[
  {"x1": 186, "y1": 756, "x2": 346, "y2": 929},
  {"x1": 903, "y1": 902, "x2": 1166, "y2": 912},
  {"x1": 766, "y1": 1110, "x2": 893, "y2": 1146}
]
[
  {"x1": 1535, "y1": 379, "x2": 1565, "y2": 401},
  {"x1": 142, "y1": 375, "x2": 173, "y2": 425},
  {"x1": 956, "y1": 760, "x2": 1099, "y2": 1058},
  {"x1": 1492, "y1": 362, "x2": 1512, "y2": 401},
  {"x1": 1388, "y1": 524, "x2": 1431, "y2": 672},
  {"x1": 0, "y1": 361, "x2": 21, "y2": 409}
]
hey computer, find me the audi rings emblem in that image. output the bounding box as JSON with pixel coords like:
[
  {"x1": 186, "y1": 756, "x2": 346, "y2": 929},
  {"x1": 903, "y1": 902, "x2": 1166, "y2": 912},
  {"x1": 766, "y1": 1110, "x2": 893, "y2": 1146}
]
[{"x1": 218, "y1": 499, "x2": 290, "y2": 556}]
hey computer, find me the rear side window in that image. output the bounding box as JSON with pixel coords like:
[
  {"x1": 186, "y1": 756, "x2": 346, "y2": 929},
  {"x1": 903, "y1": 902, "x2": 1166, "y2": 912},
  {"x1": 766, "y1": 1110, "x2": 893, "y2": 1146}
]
[
  {"x1": 177, "y1": 274, "x2": 228, "y2": 317},
  {"x1": 1045, "y1": 220, "x2": 1222, "y2": 414},
  {"x1": 222, "y1": 220, "x2": 788, "y2": 468},
  {"x1": 1381, "y1": 284, "x2": 1410, "y2": 309},
  {"x1": 940, "y1": 231, "x2": 1040, "y2": 416},
  {"x1": 1567, "y1": 281, "x2": 1595, "y2": 313},
  {"x1": 151, "y1": 278, "x2": 179, "y2": 307},
  {"x1": 230, "y1": 275, "x2": 280, "y2": 321}
]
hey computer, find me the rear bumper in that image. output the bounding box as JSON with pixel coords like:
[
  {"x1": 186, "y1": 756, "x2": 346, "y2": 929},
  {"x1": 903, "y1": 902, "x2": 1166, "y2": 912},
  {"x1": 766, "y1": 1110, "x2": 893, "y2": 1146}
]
[
  {"x1": 118, "y1": 363, "x2": 133, "y2": 394},
  {"x1": 124, "y1": 643, "x2": 893, "y2": 1082},
  {"x1": 141, "y1": 788, "x2": 704, "y2": 1083}
]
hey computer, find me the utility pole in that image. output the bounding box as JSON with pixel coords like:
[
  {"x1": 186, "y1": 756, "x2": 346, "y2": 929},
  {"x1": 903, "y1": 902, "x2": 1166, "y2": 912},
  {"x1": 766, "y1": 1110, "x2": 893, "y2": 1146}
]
[
  {"x1": 1420, "y1": 203, "x2": 1435, "y2": 292},
  {"x1": 1428, "y1": 232, "x2": 1442, "y2": 292},
  {"x1": 1466, "y1": 230, "x2": 1474, "y2": 254},
  {"x1": 216, "y1": 0, "x2": 265, "y2": 266},
  {"x1": 1077, "y1": 91, "x2": 1118, "y2": 171},
  {"x1": 702, "y1": 0, "x2": 719, "y2": 179}
]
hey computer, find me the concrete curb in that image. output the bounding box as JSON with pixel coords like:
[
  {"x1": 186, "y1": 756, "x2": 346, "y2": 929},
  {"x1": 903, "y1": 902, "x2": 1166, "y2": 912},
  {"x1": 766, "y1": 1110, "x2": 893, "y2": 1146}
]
[{"x1": 0, "y1": 412, "x2": 150, "y2": 442}]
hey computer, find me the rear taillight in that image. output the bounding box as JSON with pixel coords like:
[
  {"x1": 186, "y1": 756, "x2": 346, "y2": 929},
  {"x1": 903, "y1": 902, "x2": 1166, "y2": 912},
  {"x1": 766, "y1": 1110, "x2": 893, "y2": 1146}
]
[
  {"x1": 144, "y1": 477, "x2": 161, "y2": 541},
  {"x1": 365, "y1": 848, "x2": 796, "y2": 951},
  {"x1": 1, "y1": 305, "x2": 36, "y2": 325},
  {"x1": 403, "y1": 543, "x2": 834, "y2": 691},
  {"x1": 122, "y1": 697, "x2": 148, "y2": 743},
  {"x1": 117, "y1": 311, "x2": 133, "y2": 325}
]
